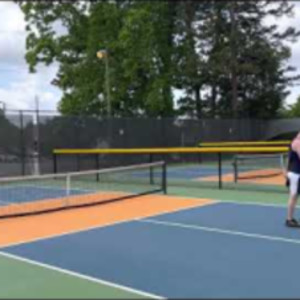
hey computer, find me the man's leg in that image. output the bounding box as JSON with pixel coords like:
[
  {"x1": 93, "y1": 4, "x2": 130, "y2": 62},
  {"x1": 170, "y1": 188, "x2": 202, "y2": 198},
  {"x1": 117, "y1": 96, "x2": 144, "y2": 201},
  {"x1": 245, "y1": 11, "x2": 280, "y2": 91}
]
[
  {"x1": 286, "y1": 172, "x2": 300, "y2": 227},
  {"x1": 287, "y1": 194, "x2": 298, "y2": 221}
]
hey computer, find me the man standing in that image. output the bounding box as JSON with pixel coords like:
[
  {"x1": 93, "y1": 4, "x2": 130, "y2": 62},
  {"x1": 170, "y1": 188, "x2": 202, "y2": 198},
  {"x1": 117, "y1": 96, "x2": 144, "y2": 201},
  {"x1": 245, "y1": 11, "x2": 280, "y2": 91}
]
[{"x1": 286, "y1": 133, "x2": 300, "y2": 227}]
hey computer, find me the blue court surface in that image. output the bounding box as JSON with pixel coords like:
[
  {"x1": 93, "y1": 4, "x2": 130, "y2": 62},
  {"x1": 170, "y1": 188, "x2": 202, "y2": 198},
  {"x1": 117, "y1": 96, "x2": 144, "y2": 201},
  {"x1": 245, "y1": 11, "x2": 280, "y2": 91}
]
[
  {"x1": 0, "y1": 186, "x2": 87, "y2": 206},
  {"x1": 134, "y1": 165, "x2": 233, "y2": 179},
  {"x1": 1, "y1": 201, "x2": 299, "y2": 298}
]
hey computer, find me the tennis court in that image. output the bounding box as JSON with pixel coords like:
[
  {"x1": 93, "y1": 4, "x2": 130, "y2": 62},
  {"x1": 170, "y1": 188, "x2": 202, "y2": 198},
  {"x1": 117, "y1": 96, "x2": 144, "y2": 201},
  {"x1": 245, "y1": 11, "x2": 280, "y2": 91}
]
[
  {"x1": 0, "y1": 154, "x2": 297, "y2": 299},
  {"x1": 0, "y1": 198, "x2": 298, "y2": 298}
]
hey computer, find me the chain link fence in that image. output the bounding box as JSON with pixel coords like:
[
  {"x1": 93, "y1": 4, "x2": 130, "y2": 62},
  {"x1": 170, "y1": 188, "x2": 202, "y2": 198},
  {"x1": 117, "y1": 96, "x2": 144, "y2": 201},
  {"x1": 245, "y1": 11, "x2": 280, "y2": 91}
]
[{"x1": 0, "y1": 108, "x2": 298, "y2": 177}]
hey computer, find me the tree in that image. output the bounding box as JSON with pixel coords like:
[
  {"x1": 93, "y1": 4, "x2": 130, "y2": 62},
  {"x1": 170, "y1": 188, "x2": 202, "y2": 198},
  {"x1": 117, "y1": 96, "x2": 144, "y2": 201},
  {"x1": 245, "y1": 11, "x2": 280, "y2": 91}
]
[
  {"x1": 281, "y1": 96, "x2": 300, "y2": 118},
  {"x1": 19, "y1": 0, "x2": 300, "y2": 119},
  {"x1": 171, "y1": 1, "x2": 300, "y2": 119},
  {"x1": 20, "y1": 0, "x2": 176, "y2": 117},
  {"x1": 116, "y1": 1, "x2": 176, "y2": 117},
  {"x1": 173, "y1": 1, "x2": 209, "y2": 119}
]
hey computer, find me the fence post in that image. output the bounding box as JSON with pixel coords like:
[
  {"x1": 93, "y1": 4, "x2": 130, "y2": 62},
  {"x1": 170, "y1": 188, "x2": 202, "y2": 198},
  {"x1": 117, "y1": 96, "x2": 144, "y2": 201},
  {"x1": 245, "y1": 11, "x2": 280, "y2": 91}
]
[
  {"x1": 218, "y1": 152, "x2": 222, "y2": 189},
  {"x1": 76, "y1": 154, "x2": 80, "y2": 171},
  {"x1": 149, "y1": 154, "x2": 154, "y2": 185},
  {"x1": 233, "y1": 157, "x2": 238, "y2": 183},
  {"x1": 19, "y1": 110, "x2": 25, "y2": 175},
  {"x1": 95, "y1": 154, "x2": 100, "y2": 182},
  {"x1": 32, "y1": 106, "x2": 40, "y2": 175},
  {"x1": 162, "y1": 161, "x2": 167, "y2": 194},
  {"x1": 53, "y1": 152, "x2": 57, "y2": 174}
]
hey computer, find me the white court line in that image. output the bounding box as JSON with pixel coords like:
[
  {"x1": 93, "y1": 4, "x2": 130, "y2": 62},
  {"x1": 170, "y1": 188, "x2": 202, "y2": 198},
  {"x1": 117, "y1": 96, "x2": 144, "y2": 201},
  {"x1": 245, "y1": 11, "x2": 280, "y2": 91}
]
[
  {"x1": 231, "y1": 200, "x2": 288, "y2": 208},
  {"x1": 0, "y1": 197, "x2": 291, "y2": 250},
  {"x1": 0, "y1": 196, "x2": 291, "y2": 250},
  {"x1": 137, "y1": 218, "x2": 300, "y2": 245},
  {"x1": 219, "y1": 199, "x2": 289, "y2": 208},
  {"x1": 169, "y1": 193, "x2": 289, "y2": 208},
  {"x1": 0, "y1": 200, "x2": 216, "y2": 299},
  {"x1": 0, "y1": 251, "x2": 164, "y2": 299},
  {"x1": 0, "y1": 199, "x2": 291, "y2": 297},
  {"x1": 0, "y1": 199, "x2": 218, "y2": 249}
]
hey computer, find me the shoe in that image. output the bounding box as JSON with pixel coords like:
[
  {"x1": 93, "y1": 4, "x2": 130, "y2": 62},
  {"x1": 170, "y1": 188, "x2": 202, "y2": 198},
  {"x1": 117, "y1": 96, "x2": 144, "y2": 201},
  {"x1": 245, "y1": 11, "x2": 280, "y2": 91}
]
[{"x1": 285, "y1": 219, "x2": 300, "y2": 228}]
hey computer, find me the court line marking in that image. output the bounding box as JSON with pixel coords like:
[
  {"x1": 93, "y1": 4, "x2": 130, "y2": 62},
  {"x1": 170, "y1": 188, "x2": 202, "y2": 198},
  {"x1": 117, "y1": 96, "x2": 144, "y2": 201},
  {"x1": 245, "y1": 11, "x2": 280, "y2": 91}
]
[
  {"x1": 0, "y1": 200, "x2": 217, "y2": 298},
  {"x1": 219, "y1": 199, "x2": 289, "y2": 208},
  {"x1": 168, "y1": 193, "x2": 289, "y2": 208},
  {"x1": 0, "y1": 199, "x2": 218, "y2": 249},
  {"x1": 0, "y1": 200, "x2": 292, "y2": 297},
  {"x1": 137, "y1": 219, "x2": 300, "y2": 245},
  {"x1": 0, "y1": 196, "x2": 290, "y2": 250},
  {"x1": 0, "y1": 198, "x2": 291, "y2": 250},
  {"x1": 0, "y1": 250, "x2": 164, "y2": 299}
]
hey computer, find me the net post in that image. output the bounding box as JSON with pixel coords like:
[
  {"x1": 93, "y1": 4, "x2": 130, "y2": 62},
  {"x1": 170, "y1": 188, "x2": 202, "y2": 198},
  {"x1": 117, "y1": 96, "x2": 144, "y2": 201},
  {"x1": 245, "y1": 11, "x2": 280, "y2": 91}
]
[
  {"x1": 218, "y1": 152, "x2": 222, "y2": 189},
  {"x1": 162, "y1": 161, "x2": 167, "y2": 194}
]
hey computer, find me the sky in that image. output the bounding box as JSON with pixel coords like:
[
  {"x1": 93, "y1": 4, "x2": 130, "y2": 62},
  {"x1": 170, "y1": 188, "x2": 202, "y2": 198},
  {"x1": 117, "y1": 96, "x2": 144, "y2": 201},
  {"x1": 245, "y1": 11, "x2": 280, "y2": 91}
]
[{"x1": 0, "y1": 1, "x2": 300, "y2": 111}]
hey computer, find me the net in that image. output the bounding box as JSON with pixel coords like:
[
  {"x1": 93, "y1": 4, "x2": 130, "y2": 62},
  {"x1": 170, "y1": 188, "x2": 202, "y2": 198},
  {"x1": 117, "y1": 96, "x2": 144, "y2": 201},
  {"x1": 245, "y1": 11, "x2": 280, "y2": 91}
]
[
  {"x1": 0, "y1": 161, "x2": 166, "y2": 218},
  {"x1": 232, "y1": 153, "x2": 288, "y2": 182}
]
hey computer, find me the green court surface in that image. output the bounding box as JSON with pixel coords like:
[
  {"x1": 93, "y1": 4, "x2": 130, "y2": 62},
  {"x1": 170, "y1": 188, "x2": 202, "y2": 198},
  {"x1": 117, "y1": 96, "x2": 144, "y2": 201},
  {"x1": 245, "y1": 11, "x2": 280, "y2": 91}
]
[
  {"x1": 0, "y1": 254, "x2": 148, "y2": 299},
  {"x1": 171, "y1": 186, "x2": 288, "y2": 205},
  {"x1": 0, "y1": 186, "x2": 289, "y2": 299}
]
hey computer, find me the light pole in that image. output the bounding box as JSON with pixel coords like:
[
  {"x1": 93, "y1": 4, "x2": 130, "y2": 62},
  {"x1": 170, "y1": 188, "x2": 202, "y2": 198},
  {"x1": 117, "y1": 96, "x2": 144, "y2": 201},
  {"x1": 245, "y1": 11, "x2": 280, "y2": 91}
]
[
  {"x1": 33, "y1": 95, "x2": 40, "y2": 175},
  {"x1": 97, "y1": 49, "x2": 111, "y2": 117}
]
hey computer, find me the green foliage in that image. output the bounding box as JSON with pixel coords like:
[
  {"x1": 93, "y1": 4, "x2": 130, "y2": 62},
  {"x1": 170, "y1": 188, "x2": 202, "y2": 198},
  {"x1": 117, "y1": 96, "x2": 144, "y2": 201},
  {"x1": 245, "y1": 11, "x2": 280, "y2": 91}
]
[
  {"x1": 280, "y1": 95, "x2": 300, "y2": 118},
  {"x1": 19, "y1": 0, "x2": 300, "y2": 119},
  {"x1": 182, "y1": 0, "x2": 300, "y2": 119}
]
